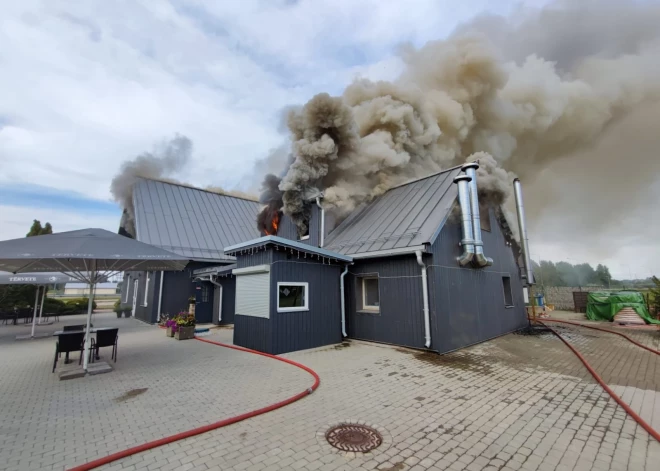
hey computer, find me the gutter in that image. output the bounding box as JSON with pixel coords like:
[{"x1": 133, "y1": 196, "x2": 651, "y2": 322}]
[
  {"x1": 208, "y1": 275, "x2": 223, "y2": 323},
  {"x1": 415, "y1": 250, "x2": 431, "y2": 349},
  {"x1": 340, "y1": 264, "x2": 350, "y2": 337},
  {"x1": 349, "y1": 245, "x2": 428, "y2": 260},
  {"x1": 157, "y1": 271, "x2": 164, "y2": 322}
]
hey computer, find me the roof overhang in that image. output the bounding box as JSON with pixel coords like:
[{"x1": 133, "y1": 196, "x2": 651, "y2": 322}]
[
  {"x1": 224, "y1": 236, "x2": 353, "y2": 263},
  {"x1": 346, "y1": 245, "x2": 429, "y2": 260},
  {"x1": 192, "y1": 264, "x2": 236, "y2": 278}
]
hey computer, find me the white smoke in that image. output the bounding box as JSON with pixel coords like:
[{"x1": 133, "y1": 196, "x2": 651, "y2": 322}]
[{"x1": 259, "y1": 0, "x2": 660, "y2": 241}]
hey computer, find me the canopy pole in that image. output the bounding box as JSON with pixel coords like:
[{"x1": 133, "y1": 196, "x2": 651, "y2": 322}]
[
  {"x1": 38, "y1": 285, "x2": 46, "y2": 324},
  {"x1": 82, "y1": 261, "x2": 96, "y2": 372},
  {"x1": 30, "y1": 286, "x2": 40, "y2": 338}
]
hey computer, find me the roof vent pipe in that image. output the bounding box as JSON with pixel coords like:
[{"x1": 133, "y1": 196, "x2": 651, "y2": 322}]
[
  {"x1": 462, "y1": 162, "x2": 493, "y2": 267},
  {"x1": 315, "y1": 196, "x2": 325, "y2": 248},
  {"x1": 453, "y1": 175, "x2": 475, "y2": 266},
  {"x1": 513, "y1": 178, "x2": 534, "y2": 285}
]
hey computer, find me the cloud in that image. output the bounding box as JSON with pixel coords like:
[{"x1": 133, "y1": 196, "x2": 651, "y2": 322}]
[{"x1": 0, "y1": 204, "x2": 120, "y2": 241}]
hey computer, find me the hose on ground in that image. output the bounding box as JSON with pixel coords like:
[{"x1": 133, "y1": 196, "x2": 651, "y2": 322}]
[
  {"x1": 68, "y1": 336, "x2": 320, "y2": 471},
  {"x1": 545, "y1": 318, "x2": 660, "y2": 355},
  {"x1": 539, "y1": 321, "x2": 660, "y2": 443}
]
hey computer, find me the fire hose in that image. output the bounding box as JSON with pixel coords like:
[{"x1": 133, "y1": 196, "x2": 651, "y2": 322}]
[
  {"x1": 68, "y1": 336, "x2": 320, "y2": 471},
  {"x1": 539, "y1": 321, "x2": 660, "y2": 443}
]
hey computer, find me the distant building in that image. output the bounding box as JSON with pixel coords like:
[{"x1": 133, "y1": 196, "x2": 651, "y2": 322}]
[{"x1": 65, "y1": 282, "x2": 118, "y2": 296}]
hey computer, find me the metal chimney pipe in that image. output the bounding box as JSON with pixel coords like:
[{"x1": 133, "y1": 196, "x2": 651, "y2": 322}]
[
  {"x1": 315, "y1": 196, "x2": 325, "y2": 248},
  {"x1": 513, "y1": 178, "x2": 534, "y2": 285},
  {"x1": 453, "y1": 175, "x2": 475, "y2": 266},
  {"x1": 462, "y1": 162, "x2": 493, "y2": 267}
]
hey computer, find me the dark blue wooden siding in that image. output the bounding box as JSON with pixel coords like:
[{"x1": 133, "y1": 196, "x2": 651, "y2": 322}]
[
  {"x1": 234, "y1": 315, "x2": 271, "y2": 352},
  {"x1": 345, "y1": 255, "x2": 426, "y2": 349},
  {"x1": 276, "y1": 205, "x2": 321, "y2": 247},
  {"x1": 211, "y1": 276, "x2": 236, "y2": 325},
  {"x1": 427, "y1": 207, "x2": 527, "y2": 353},
  {"x1": 121, "y1": 271, "x2": 158, "y2": 324},
  {"x1": 232, "y1": 248, "x2": 343, "y2": 354},
  {"x1": 269, "y1": 251, "x2": 342, "y2": 354}
]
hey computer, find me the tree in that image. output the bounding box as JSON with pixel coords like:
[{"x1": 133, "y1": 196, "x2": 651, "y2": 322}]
[
  {"x1": 595, "y1": 264, "x2": 612, "y2": 288},
  {"x1": 650, "y1": 276, "x2": 660, "y2": 317},
  {"x1": 26, "y1": 220, "x2": 53, "y2": 237}
]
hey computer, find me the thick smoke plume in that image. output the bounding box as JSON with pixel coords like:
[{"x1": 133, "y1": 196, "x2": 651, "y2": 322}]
[
  {"x1": 259, "y1": 0, "x2": 660, "y2": 240},
  {"x1": 111, "y1": 135, "x2": 192, "y2": 236}
]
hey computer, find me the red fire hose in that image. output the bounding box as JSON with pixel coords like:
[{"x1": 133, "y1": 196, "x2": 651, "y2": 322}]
[
  {"x1": 546, "y1": 318, "x2": 660, "y2": 355},
  {"x1": 68, "y1": 337, "x2": 320, "y2": 471},
  {"x1": 540, "y1": 321, "x2": 660, "y2": 443}
]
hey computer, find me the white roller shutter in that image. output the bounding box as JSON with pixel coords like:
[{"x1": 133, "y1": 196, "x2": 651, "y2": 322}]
[{"x1": 235, "y1": 269, "x2": 270, "y2": 319}]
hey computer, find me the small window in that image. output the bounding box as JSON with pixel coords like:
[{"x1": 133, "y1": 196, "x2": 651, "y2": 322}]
[
  {"x1": 201, "y1": 284, "x2": 209, "y2": 303},
  {"x1": 362, "y1": 277, "x2": 380, "y2": 311},
  {"x1": 143, "y1": 272, "x2": 150, "y2": 306},
  {"x1": 502, "y1": 276, "x2": 513, "y2": 307},
  {"x1": 298, "y1": 225, "x2": 310, "y2": 241},
  {"x1": 277, "y1": 282, "x2": 308, "y2": 312}
]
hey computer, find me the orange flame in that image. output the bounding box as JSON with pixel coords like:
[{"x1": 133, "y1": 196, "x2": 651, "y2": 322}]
[{"x1": 265, "y1": 212, "x2": 279, "y2": 235}]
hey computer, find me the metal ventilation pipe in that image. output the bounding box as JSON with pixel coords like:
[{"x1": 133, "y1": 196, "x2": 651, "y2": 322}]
[
  {"x1": 513, "y1": 178, "x2": 534, "y2": 285},
  {"x1": 453, "y1": 175, "x2": 475, "y2": 266},
  {"x1": 315, "y1": 196, "x2": 325, "y2": 248},
  {"x1": 462, "y1": 162, "x2": 493, "y2": 267}
]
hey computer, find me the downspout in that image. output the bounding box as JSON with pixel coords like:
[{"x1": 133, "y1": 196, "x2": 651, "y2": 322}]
[
  {"x1": 453, "y1": 175, "x2": 475, "y2": 266},
  {"x1": 340, "y1": 264, "x2": 349, "y2": 337},
  {"x1": 462, "y1": 162, "x2": 493, "y2": 267},
  {"x1": 157, "y1": 271, "x2": 164, "y2": 322},
  {"x1": 513, "y1": 178, "x2": 534, "y2": 285},
  {"x1": 209, "y1": 275, "x2": 223, "y2": 324},
  {"x1": 415, "y1": 250, "x2": 431, "y2": 349},
  {"x1": 315, "y1": 196, "x2": 325, "y2": 248}
]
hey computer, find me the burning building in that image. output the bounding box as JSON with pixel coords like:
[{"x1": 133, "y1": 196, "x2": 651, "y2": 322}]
[
  {"x1": 117, "y1": 177, "x2": 261, "y2": 324},
  {"x1": 227, "y1": 162, "x2": 532, "y2": 355}
]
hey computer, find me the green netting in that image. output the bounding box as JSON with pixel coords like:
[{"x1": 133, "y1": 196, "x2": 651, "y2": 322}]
[{"x1": 585, "y1": 291, "x2": 659, "y2": 324}]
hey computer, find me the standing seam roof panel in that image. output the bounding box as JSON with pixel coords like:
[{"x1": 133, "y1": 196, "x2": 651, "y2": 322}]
[
  {"x1": 368, "y1": 175, "x2": 441, "y2": 252},
  {"x1": 325, "y1": 167, "x2": 462, "y2": 256}
]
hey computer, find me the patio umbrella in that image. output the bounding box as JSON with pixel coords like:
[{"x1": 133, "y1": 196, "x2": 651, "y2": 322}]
[
  {"x1": 0, "y1": 228, "x2": 188, "y2": 371},
  {"x1": 0, "y1": 271, "x2": 84, "y2": 338}
]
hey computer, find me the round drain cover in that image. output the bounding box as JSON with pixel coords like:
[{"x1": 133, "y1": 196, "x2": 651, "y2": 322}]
[{"x1": 325, "y1": 424, "x2": 383, "y2": 452}]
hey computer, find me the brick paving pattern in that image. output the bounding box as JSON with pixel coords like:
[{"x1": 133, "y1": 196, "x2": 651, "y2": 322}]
[{"x1": 0, "y1": 313, "x2": 658, "y2": 470}]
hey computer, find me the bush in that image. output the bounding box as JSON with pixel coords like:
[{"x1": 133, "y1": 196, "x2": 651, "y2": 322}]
[
  {"x1": 43, "y1": 297, "x2": 67, "y2": 314},
  {"x1": 65, "y1": 298, "x2": 97, "y2": 314}
]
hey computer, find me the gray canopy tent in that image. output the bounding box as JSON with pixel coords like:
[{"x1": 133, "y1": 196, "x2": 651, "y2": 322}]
[
  {"x1": 0, "y1": 271, "x2": 85, "y2": 338},
  {"x1": 0, "y1": 228, "x2": 188, "y2": 371}
]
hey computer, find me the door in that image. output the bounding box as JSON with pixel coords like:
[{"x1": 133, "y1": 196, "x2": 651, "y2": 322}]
[{"x1": 132, "y1": 279, "x2": 139, "y2": 317}]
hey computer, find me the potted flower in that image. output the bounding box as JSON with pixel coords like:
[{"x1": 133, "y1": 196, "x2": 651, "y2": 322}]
[
  {"x1": 174, "y1": 311, "x2": 196, "y2": 340},
  {"x1": 188, "y1": 296, "x2": 196, "y2": 316},
  {"x1": 164, "y1": 318, "x2": 177, "y2": 337}
]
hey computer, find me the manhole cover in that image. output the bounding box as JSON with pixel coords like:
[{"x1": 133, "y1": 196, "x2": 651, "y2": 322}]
[{"x1": 325, "y1": 424, "x2": 383, "y2": 452}]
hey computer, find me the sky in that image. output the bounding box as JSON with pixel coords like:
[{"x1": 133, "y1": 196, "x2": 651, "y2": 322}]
[{"x1": 0, "y1": 0, "x2": 653, "y2": 279}]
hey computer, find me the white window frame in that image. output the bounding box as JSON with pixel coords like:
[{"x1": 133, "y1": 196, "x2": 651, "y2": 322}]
[
  {"x1": 361, "y1": 276, "x2": 380, "y2": 312},
  {"x1": 123, "y1": 275, "x2": 131, "y2": 303},
  {"x1": 143, "y1": 272, "x2": 150, "y2": 306},
  {"x1": 277, "y1": 282, "x2": 309, "y2": 313}
]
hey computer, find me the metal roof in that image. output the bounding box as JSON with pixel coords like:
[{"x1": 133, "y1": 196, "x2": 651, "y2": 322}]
[
  {"x1": 325, "y1": 167, "x2": 462, "y2": 256},
  {"x1": 133, "y1": 178, "x2": 261, "y2": 262},
  {"x1": 224, "y1": 235, "x2": 353, "y2": 262}
]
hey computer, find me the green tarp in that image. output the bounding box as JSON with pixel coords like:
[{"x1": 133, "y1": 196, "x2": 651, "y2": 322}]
[{"x1": 586, "y1": 291, "x2": 659, "y2": 324}]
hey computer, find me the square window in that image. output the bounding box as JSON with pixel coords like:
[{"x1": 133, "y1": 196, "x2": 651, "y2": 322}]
[
  {"x1": 502, "y1": 276, "x2": 513, "y2": 307},
  {"x1": 362, "y1": 277, "x2": 380, "y2": 311},
  {"x1": 277, "y1": 282, "x2": 309, "y2": 312}
]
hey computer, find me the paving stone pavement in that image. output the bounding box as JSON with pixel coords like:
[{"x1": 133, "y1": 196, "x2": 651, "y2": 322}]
[{"x1": 0, "y1": 313, "x2": 658, "y2": 471}]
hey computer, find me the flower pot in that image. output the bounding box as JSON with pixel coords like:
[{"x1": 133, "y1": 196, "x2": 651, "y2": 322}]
[
  {"x1": 166, "y1": 326, "x2": 175, "y2": 337},
  {"x1": 124, "y1": 310, "x2": 131, "y2": 318},
  {"x1": 175, "y1": 325, "x2": 195, "y2": 340},
  {"x1": 116, "y1": 312, "x2": 122, "y2": 318}
]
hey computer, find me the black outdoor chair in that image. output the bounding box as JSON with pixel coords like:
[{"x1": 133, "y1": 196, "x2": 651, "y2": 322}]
[
  {"x1": 0, "y1": 311, "x2": 15, "y2": 325},
  {"x1": 89, "y1": 328, "x2": 118, "y2": 363},
  {"x1": 63, "y1": 324, "x2": 90, "y2": 332},
  {"x1": 18, "y1": 308, "x2": 32, "y2": 324},
  {"x1": 52, "y1": 332, "x2": 85, "y2": 372}
]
